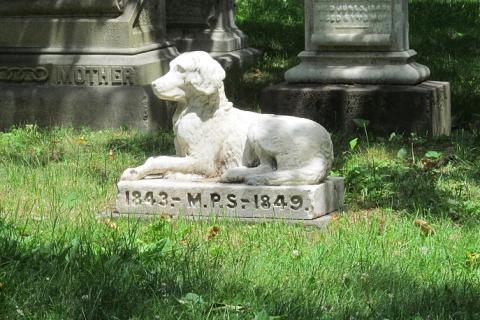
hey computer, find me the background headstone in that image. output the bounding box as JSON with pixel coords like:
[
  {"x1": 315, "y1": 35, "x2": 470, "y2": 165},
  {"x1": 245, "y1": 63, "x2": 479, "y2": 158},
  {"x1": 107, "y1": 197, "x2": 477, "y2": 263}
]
[
  {"x1": 285, "y1": 0, "x2": 430, "y2": 84},
  {"x1": 166, "y1": 0, "x2": 260, "y2": 69},
  {"x1": 0, "y1": 0, "x2": 178, "y2": 131},
  {"x1": 262, "y1": 0, "x2": 451, "y2": 136}
]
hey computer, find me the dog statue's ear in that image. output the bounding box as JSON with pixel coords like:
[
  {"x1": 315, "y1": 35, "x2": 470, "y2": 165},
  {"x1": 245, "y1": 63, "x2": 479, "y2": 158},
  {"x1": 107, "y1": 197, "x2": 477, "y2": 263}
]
[{"x1": 189, "y1": 54, "x2": 226, "y2": 95}]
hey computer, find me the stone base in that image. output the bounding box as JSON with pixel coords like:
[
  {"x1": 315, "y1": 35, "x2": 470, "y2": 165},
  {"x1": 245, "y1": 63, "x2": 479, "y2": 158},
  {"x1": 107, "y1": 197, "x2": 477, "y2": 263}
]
[
  {"x1": 169, "y1": 28, "x2": 247, "y2": 53},
  {"x1": 168, "y1": 28, "x2": 261, "y2": 70},
  {"x1": 285, "y1": 50, "x2": 430, "y2": 85},
  {"x1": 0, "y1": 47, "x2": 178, "y2": 131},
  {"x1": 261, "y1": 81, "x2": 451, "y2": 137},
  {"x1": 116, "y1": 177, "x2": 344, "y2": 220},
  {"x1": 211, "y1": 48, "x2": 262, "y2": 70},
  {"x1": 0, "y1": 85, "x2": 176, "y2": 131},
  {"x1": 100, "y1": 210, "x2": 336, "y2": 228}
]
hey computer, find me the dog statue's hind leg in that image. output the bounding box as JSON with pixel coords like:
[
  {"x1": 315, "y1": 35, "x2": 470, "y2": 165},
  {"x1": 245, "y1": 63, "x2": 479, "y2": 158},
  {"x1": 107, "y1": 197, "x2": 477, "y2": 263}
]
[
  {"x1": 220, "y1": 164, "x2": 273, "y2": 183},
  {"x1": 220, "y1": 151, "x2": 275, "y2": 182}
]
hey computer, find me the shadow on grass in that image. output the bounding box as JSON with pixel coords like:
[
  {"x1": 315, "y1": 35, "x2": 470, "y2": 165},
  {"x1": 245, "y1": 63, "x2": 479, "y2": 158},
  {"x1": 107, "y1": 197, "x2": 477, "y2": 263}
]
[
  {"x1": 334, "y1": 131, "x2": 480, "y2": 224},
  {"x1": 105, "y1": 131, "x2": 176, "y2": 156},
  {"x1": 396, "y1": 0, "x2": 480, "y2": 125},
  {"x1": 1, "y1": 217, "x2": 479, "y2": 319},
  {"x1": 252, "y1": 265, "x2": 480, "y2": 319}
]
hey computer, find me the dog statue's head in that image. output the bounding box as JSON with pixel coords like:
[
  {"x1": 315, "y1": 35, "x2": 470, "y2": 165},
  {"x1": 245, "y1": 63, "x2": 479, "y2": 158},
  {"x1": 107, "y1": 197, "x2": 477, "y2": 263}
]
[{"x1": 152, "y1": 51, "x2": 226, "y2": 103}]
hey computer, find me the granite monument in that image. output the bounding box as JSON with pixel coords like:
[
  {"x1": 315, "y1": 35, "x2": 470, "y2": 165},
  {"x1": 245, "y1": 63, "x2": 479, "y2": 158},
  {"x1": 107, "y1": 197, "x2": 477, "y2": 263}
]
[
  {"x1": 0, "y1": 0, "x2": 177, "y2": 131},
  {"x1": 262, "y1": 0, "x2": 451, "y2": 136},
  {"x1": 165, "y1": 0, "x2": 260, "y2": 69}
]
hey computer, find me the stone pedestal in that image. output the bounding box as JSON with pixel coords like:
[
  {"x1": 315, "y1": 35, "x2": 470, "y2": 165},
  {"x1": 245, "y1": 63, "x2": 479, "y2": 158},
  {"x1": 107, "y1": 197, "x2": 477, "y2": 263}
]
[
  {"x1": 115, "y1": 177, "x2": 344, "y2": 222},
  {"x1": 261, "y1": 81, "x2": 451, "y2": 136},
  {"x1": 286, "y1": 0, "x2": 430, "y2": 84},
  {"x1": 165, "y1": 0, "x2": 261, "y2": 69},
  {"x1": 0, "y1": 0, "x2": 178, "y2": 131},
  {"x1": 263, "y1": 0, "x2": 451, "y2": 136}
]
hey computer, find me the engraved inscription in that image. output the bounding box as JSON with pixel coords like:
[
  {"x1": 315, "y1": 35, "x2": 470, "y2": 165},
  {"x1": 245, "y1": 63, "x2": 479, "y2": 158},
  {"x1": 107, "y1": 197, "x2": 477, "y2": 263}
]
[
  {"x1": 124, "y1": 190, "x2": 307, "y2": 212},
  {"x1": 0, "y1": 66, "x2": 48, "y2": 83},
  {"x1": 166, "y1": 0, "x2": 216, "y2": 25},
  {"x1": 55, "y1": 66, "x2": 136, "y2": 86},
  {"x1": 313, "y1": 0, "x2": 392, "y2": 46}
]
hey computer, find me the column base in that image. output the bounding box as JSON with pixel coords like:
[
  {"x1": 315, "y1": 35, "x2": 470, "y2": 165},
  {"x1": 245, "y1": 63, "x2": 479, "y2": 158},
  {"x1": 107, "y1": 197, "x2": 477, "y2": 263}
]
[
  {"x1": 285, "y1": 50, "x2": 431, "y2": 85},
  {"x1": 0, "y1": 47, "x2": 178, "y2": 131},
  {"x1": 261, "y1": 81, "x2": 451, "y2": 137}
]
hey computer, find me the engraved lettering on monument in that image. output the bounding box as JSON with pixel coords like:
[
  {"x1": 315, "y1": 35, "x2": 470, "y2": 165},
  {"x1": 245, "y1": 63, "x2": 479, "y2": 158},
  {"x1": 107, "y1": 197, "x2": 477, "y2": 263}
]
[
  {"x1": 166, "y1": 0, "x2": 216, "y2": 26},
  {"x1": 122, "y1": 189, "x2": 307, "y2": 212},
  {"x1": 0, "y1": 66, "x2": 49, "y2": 83},
  {"x1": 312, "y1": 0, "x2": 393, "y2": 46},
  {"x1": 55, "y1": 66, "x2": 136, "y2": 86}
]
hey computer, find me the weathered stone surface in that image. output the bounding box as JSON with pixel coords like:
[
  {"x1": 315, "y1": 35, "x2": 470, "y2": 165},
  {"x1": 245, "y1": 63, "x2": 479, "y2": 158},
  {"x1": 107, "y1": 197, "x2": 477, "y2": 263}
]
[
  {"x1": 121, "y1": 52, "x2": 335, "y2": 187},
  {"x1": 306, "y1": 0, "x2": 403, "y2": 50},
  {"x1": 0, "y1": 0, "x2": 126, "y2": 16},
  {"x1": 285, "y1": 0, "x2": 430, "y2": 85},
  {"x1": 165, "y1": 0, "x2": 261, "y2": 68},
  {"x1": 261, "y1": 81, "x2": 451, "y2": 137},
  {"x1": 0, "y1": 84, "x2": 175, "y2": 131},
  {"x1": 285, "y1": 50, "x2": 430, "y2": 85},
  {"x1": 0, "y1": 0, "x2": 177, "y2": 131},
  {"x1": 116, "y1": 177, "x2": 344, "y2": 220}
]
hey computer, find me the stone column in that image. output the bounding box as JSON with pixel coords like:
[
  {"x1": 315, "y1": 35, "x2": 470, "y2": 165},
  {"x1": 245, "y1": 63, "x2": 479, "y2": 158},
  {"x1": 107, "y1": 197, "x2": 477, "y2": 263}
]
[
  {"x1": 166, "y1": 0, "x2": 260, "y2": 68},
  {"x1": 0, "y1": 0, "x2": 178, "y2": 131},
  {"x1": 262, "y1": 0, "x2": 451, "y2": 136}
]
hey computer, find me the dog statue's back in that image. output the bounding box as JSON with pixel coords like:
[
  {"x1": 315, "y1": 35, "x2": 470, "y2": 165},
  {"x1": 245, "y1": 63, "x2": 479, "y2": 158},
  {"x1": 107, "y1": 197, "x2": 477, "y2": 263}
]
[{"x1": 121, "y1": 51, "x2": 333, "y2": 186}]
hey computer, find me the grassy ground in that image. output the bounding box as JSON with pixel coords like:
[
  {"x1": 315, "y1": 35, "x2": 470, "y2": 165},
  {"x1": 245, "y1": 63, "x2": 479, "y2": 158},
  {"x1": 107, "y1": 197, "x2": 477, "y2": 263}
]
[
  {"x1": 1, "y1": 0, "x2": 480, "y2": 318},
  {"x1": 0, "y1": 126, "x2": 479, "y2": 319}
]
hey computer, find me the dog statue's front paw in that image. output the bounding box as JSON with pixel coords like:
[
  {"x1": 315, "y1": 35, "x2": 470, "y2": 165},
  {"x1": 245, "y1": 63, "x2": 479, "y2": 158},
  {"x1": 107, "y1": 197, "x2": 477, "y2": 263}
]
[
  {"x1": 245, "y1": 175, "x2": 269, "y2": 186},
  {"x1": 120, "y1": 168, "x2": 143, "y2": 181},
  {"x1": 219, "y1": 170, "x2": 244, "y2": 183}
]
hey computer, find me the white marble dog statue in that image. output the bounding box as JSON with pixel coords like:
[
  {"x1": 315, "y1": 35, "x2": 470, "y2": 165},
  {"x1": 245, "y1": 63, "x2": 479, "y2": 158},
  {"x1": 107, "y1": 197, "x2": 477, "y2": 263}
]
[{"x1": 121, "y1": 51, "x2": 334, "y2": 186}]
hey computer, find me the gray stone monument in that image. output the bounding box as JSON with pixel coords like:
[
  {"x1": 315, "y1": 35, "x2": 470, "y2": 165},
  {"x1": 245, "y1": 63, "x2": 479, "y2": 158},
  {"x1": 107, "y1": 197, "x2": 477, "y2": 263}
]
[
  {"x1": 114, "y1": 52, "x2": 345, "y2": 227},
  {"x1": 165, "y1": 0, "x2": 260, "y2": 69},
  {"x1": 262, "y1": 0, "x2": 451, "y2": 136},
  {"x1": 0, "y1": 0, "x2": 178, "y2": 131}
]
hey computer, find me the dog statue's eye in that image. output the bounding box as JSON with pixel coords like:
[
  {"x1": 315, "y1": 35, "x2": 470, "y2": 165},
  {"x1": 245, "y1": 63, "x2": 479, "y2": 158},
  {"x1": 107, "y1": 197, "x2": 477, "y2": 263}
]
[{"x1": 176, "y1": 65, "x2": 186, "y2": 73}]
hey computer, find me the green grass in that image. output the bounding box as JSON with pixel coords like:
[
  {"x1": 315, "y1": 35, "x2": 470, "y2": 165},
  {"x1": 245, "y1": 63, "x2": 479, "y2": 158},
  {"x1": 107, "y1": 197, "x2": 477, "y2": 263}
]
[
  {"x1": 1, "y1": 0, "x2": 480, "y2": 318},
  {"x1": 0, "y1": 126, "x2": 479, "y2": 319}
]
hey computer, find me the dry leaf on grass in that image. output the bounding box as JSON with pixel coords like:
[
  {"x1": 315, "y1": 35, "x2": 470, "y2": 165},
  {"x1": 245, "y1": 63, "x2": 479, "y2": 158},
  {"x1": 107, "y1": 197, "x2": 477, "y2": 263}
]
[
  {"x1": 205, "y1": 226, "x2": 220, "y2": 241},
  {"x1": 421, "y1": 157, "x2": 440, "y2": 171},
  {"x1": 75, "y1": 136, "x2": 87, "y2": 145},
  {"x1": 466, "y1": 252, "x2": 479, "y2": 267},
  {"x1": 103, "y1": 218, "x2": 118, "y2": 230},
  {"x1": 415, "y1": 219, "x2": 435, "y2": 236}
]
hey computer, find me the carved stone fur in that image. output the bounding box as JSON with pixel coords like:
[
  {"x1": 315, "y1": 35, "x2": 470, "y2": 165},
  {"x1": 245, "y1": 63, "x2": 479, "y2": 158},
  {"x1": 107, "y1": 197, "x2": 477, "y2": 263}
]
[{"x1": 121, "y1": 51, "x2": 334, "y2": 185}]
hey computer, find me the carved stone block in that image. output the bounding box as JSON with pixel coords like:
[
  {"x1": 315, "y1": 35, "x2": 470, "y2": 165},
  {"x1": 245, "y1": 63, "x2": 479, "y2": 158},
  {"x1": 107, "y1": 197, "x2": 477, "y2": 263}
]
[
  {"x1": 285, "y1": 0, "x2": 430, "y2": 85},
  {"x1": 165, "y1": 0, "x2": 260, "y2": 69},
  {"x1": 116, "y1": 177, "x2": 344, "y2": 220},
  {"x1": 261, "y1": 81, "x2": 451, "y2": 137},
  {"x1": 0, "y1": 0, "x2": 178, "y2": 131}
]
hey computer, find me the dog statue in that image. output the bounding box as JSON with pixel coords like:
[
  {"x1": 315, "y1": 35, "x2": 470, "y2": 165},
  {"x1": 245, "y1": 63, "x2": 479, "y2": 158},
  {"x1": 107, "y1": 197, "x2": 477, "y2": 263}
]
[{"x1": 121, "y1": 51, "x2": 334, "y2": 186}]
